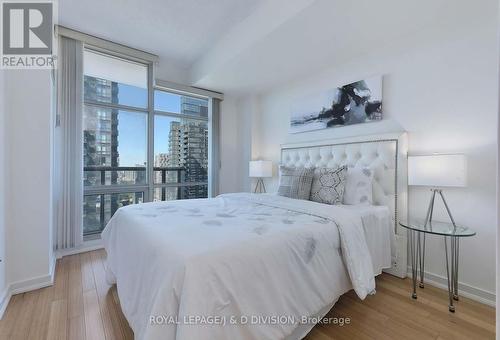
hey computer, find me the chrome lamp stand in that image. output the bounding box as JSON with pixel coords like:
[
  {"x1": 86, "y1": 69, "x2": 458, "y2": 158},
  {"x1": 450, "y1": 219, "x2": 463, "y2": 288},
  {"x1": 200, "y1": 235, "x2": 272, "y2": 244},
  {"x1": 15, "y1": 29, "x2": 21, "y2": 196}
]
[
  {"x1": 425, "y1": 188, "x2": 457, "y2": 227},
  {"x1": 253, "y1": 178, "x2": 266, "y2": 193},
  {"x1": 424, "y1": 188, "x2": 460, "y2": 312}
]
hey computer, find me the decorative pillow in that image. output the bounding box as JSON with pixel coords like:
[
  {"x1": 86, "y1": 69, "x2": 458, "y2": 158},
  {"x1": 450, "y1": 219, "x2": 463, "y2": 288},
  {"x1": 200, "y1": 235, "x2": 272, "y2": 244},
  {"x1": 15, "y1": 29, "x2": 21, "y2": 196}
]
[
  {"x1": 343, "y1": 166, "x2": 374, "y2": 205},
  {"x1": 277, "y1": 166, "x2": 314, "y2": 200},
  {"x1": 309, "y1": 166, "x2": 348, "y2": 205}
]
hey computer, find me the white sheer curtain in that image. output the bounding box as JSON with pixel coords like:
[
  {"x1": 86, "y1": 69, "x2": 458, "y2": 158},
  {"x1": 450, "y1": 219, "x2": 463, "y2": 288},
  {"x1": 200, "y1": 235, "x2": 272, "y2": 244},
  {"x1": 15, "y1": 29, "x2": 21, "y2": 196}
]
[{"x1": 54, "y1": 36, "x2": 83, "y2": 249}]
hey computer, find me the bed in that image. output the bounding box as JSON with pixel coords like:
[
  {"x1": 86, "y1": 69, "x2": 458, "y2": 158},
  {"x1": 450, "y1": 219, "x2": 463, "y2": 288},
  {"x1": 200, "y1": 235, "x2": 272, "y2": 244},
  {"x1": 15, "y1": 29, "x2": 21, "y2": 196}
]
[{"x1": 102, "y1": 132, "x2": 408, "y2": 340}]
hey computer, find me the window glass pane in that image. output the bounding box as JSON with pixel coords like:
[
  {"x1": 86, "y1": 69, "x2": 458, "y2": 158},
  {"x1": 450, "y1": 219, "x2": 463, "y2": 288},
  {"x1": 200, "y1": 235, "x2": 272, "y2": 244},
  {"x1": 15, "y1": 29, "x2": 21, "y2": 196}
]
[
  {"x1": 153, "y1": 187, "x2": 180, "y2": 201},
  {"x1": 84, "y1": 50, "x2": 148, "y2": 108},
  {"x1": 83, "y1": 194, "x2": 102, "y2": 236},
  {"x1": 180, "y1": 184, "x2": 208, "y2": 199},
  {"x1": 83, "y1": 192, "x2": 144, "y2": 237},
  {"x1": 82, "y1": 49, "x2": 150, "y2": 239},
  {"x1": 154, "y1": 115, "x2": 208, "y2": 186},
  {"x1": 154, "y1": 90, "x2": 208, "y2": 118},
  {"x1": 83, "y1": 169, "x2": 146, "y2": 186},
  {"x1": 83, "y1": 105, "x2": 147, "y2": 187},
  {"x1": 154, "y1": 91, "x2": 180, "y2": 113},
  {"x1": 153, "y1": 185, "x2": 207, "y2": 202}
]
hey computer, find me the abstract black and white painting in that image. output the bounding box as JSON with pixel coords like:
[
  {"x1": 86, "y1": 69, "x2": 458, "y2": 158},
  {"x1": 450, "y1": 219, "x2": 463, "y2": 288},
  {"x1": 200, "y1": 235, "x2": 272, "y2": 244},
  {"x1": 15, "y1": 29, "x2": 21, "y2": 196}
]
[{"x1": 290, "y1": 76, "x2": 382, "y2": 134}]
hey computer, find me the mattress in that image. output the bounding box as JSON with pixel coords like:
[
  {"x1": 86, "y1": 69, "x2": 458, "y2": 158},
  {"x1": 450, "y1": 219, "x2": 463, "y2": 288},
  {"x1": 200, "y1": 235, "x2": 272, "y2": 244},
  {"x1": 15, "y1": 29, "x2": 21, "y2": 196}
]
[
  {"x1": 343, "y1": 204, "x2": 394, "y2": 275},
  {"x1": 288, "y1": 204, "x2": 393, "y2": 340},
  {"x1": 102, "y1": 193, "x2": 393, "y2": 340}
]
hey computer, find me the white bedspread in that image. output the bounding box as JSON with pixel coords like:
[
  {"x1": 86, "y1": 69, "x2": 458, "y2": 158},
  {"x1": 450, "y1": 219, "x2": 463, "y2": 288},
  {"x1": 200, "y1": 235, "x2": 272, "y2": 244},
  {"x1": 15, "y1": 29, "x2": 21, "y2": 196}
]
[{"x1": 102, "y1": 193, "x2": 377, "y2": 340}]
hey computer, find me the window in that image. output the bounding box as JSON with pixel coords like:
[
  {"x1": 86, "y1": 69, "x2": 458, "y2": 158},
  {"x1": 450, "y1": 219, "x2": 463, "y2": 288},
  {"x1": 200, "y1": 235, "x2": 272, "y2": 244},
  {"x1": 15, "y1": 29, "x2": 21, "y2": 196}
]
[
  {"x1": 154, "y1": 90, "x2": 208, "y2": 118},
  {"x1": 83, "y1": 50, "x2": 149, "y2": 239},
  {"x1": 82, "y1": 49, "x2": 213, "y2": 239},
  {"x1": 83, "y1": 50, "x2": 148, "y2": 108},
  {"x1": 153, "y1": 90, "x2": 209, "y2": 201},
  {"x1": 83, "y1": 192, "x2": 144, "y2": 236}
]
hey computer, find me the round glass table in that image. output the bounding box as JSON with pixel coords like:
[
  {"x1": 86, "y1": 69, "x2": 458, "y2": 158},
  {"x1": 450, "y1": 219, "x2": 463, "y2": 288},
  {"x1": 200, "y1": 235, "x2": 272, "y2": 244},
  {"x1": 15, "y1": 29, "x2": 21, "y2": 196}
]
[{"x1": 399, "y1": 219, "x2": 476, "y2": 312}]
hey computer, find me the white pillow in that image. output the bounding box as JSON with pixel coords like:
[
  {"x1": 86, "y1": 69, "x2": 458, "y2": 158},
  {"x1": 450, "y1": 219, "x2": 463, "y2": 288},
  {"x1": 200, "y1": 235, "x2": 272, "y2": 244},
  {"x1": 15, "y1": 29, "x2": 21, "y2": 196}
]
[
  {"x1": 277, "y1": 166, "x2": 314, "y2": 200},
  {"x1": 343, "y1": 166, "x2": 374, "y2": 205},
  {"x1": 309, "y1": 165, "x2": 347, "y2": 205}
]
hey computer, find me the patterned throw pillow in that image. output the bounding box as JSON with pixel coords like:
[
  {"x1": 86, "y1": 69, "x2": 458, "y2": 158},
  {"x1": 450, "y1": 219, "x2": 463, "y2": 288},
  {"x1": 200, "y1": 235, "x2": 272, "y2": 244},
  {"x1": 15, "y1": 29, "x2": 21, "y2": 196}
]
[
  {"x1": 309, "y1": 166, "x2": 348, "y2": 205},
  {"x1": 277, "y1": 166, "x2": 314, "y2": 200},
  {"x1": 343, "y1": 166, "x2": 374, "y2": 205}
]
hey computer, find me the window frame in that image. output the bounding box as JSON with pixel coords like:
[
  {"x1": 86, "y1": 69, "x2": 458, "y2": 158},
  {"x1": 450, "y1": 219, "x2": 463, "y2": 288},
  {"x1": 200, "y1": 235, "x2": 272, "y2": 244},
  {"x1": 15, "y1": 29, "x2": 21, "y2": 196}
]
[
  {"x1": 82, "y1": 46, "x2": 214, "y2": 238},
  {"x1": 82, "y1": 47, "x2": 152, "y2": 238},
  {"x1": 151, "y1": 86, "x2": 211, "y2": 201}
]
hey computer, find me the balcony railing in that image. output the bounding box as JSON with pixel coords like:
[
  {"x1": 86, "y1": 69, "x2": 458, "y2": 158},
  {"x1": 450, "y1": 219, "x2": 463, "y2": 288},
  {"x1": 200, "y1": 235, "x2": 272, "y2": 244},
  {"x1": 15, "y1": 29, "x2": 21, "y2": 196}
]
[
  {"x1": 84, "y1": 165, "x2": 185, "y2": 186},
  {"x1": 82, "y1": 166, "x2": 208, "y2": 238}
]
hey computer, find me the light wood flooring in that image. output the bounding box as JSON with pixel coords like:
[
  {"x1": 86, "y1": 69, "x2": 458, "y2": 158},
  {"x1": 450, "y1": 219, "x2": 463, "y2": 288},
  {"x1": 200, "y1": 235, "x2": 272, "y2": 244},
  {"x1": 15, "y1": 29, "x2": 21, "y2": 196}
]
[{"x1": 0, "y1": 249, "x2": 495, "y2": 340}]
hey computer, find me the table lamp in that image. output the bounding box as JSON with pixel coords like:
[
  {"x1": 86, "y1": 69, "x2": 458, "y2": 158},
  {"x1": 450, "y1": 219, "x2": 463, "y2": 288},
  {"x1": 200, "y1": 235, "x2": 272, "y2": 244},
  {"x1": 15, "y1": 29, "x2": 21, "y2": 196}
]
[
  {"x1": 408, "y1": 154, "x2": 467, "y2": 226},
  {"x1": 249, "y1": 160, "x2": 272, "y2": 193}
]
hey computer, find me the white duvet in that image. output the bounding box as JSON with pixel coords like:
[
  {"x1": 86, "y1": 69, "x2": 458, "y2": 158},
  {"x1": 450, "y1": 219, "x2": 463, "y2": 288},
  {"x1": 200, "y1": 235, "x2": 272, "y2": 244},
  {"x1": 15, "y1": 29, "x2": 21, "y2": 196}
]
[{"x1": 102, "y1": 193, "x2": 377, "y2": 340}]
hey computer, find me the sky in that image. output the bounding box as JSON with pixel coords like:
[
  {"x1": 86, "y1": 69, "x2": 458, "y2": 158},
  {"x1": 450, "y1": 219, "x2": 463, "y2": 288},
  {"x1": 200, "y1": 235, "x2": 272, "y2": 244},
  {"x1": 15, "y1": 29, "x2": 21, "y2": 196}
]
[
  {"x1": 115, "y1": 84, "x2": 183, "y2": 166},
  {"x1": 84, "y1": 52, "x2": 207, "y2": 167}
]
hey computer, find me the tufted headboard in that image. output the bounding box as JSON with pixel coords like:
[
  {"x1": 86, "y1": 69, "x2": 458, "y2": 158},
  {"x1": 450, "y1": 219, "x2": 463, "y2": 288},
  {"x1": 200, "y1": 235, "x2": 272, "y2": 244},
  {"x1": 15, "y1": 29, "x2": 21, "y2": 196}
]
[
  {"x1": 281, "y1": 132, "x2": 408, "y2": 231},
  {"x1": 281, "y1": 132, "x2": 408, "y2": 277}
]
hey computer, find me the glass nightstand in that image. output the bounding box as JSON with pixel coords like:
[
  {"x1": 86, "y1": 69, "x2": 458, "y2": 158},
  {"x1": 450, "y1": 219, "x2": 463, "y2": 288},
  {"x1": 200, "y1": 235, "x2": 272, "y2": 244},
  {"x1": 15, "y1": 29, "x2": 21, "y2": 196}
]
[{"x1": 399, "y1": 219, "x2": 476, "y2": 312}]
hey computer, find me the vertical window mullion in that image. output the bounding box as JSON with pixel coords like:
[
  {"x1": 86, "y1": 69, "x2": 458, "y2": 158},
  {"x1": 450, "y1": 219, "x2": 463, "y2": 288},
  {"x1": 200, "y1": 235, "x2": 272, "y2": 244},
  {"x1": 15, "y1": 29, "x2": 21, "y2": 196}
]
[{"x1": 147, "y1": 63, "x2": 155, "y2": 202}]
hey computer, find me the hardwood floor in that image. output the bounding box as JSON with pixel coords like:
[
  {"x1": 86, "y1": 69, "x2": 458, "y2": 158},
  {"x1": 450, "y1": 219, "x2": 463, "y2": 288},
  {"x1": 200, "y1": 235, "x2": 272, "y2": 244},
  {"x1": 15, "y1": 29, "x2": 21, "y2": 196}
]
[
  {"x1": 0, "y1": 250, "x2": 495, "y2": 340},
  {"x1": 0, "y1": 250, "x2": 133, "y2": 340}
]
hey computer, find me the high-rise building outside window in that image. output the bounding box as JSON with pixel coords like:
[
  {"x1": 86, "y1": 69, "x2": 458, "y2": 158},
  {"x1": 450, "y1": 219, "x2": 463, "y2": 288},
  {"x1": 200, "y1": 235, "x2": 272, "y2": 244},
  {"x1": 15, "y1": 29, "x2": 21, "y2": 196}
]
[{"x1": 153, "y1": 90, "x2": 209, "y2": 202}]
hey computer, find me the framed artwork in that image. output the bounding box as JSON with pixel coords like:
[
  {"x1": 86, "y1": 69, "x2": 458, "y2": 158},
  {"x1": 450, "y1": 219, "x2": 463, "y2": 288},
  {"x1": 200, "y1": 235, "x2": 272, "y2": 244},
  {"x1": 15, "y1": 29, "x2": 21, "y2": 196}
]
[{"x1": 290, "y1": 76, "x2": 382, "y2": 134}]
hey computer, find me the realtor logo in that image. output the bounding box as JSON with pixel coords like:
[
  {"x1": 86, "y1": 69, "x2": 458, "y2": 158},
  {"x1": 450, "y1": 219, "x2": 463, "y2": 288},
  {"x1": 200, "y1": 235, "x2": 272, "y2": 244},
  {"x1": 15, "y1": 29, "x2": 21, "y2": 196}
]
[{"x1": 1, "y1": 1, "x2": 56, "y2": 69}]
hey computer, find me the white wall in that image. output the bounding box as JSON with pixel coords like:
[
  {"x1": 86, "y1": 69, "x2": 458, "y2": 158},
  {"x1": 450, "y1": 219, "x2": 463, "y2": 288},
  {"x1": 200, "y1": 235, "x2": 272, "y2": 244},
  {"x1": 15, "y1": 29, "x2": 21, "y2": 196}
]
[
  {"x1": 219, "y1": 97, "x2": 242, "y2": 193},
  {"x1": 229, "y1": 6, "x2": 498, "y2": 296},
  {"x1": 0, "y1": 71, "x2": 7, "y2": 305},
  {"x1": 219, "y1": 95, "x2": 262, "y2": 193},
  {"x1": 4, "y1": 70, "x2": 54, "y2": 288}
]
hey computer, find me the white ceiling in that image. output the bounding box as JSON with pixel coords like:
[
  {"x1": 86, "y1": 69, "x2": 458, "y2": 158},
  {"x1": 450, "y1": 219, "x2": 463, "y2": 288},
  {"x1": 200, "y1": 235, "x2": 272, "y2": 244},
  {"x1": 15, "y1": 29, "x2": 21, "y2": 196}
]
[
  {"x1": 189, "y1": 0, "x2": 483, "y2": 94},
  {"x1": 59, "y1": 0, "x2": 484, "y2": 94},
  {"x1": 59, "y1": 0, "x2": 263, "y2": 68}
]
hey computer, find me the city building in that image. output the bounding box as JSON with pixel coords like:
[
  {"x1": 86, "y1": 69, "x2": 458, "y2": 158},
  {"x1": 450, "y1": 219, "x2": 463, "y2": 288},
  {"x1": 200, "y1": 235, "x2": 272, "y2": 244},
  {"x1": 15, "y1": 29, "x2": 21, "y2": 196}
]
[
  {"x1": 154, "y1": 153, "x2": 170, "y2": 184},
  {"x1": 154, "y1": 153, "x2": 169, "y2": 168},
  {"x1": 179, "y1": 121, "x2": 208, "y2": 198},
  {"x1": 166, "y1": 115, "x2": 208, "y2": 199},
  {"x1": 82, "y1": 76, "x2": 120, "y2": 236}
]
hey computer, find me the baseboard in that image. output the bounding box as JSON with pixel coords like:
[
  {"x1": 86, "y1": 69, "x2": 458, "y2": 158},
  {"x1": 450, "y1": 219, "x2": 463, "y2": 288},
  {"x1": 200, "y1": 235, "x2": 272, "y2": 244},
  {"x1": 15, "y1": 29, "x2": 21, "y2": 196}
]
[
  {"x1": 0, "y1": 255, "x2": 57, "y2": 319},
  {"x1": 55, "y1": 239, "x2": 103, "y2": 259},
  {"x1": 406, "y1": 266, "x2": 495, "y2": 307},
  {"x1": 0, "y1": 241, "x2": 104, "y2": 318},
  {"x1": 0, "y1": 241, "x2": 103, "y2": 319},
  {"x1": 384, "y1": 234, "x2": 407, "y2": 278},
  {"x1": 10, "y1": 254, "x2": 56, "y2": 295},
  {"x1": 0, "y1": 286, "x2": 10, "y2": 320}
]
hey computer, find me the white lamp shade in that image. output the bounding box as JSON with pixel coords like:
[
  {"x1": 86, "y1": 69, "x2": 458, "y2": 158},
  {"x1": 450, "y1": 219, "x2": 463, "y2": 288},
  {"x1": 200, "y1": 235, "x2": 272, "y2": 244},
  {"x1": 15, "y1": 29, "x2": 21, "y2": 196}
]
[
  {"x1": 249, "y1": 160, "x2": 272, "y2": 178},
  {"x1": 408, "y1": 154, "x2": 467, "y2": 187}
]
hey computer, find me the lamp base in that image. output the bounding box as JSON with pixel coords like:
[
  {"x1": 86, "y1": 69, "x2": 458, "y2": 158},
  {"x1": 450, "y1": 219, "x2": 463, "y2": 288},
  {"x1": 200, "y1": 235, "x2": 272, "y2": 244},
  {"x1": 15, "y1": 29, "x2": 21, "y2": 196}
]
[
  {"x1": 425, "y1": 189, "x2": 456, "y2": 226},
  {"x1": 253, "y1": 178, "x2": 266, "y2": 193}
]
